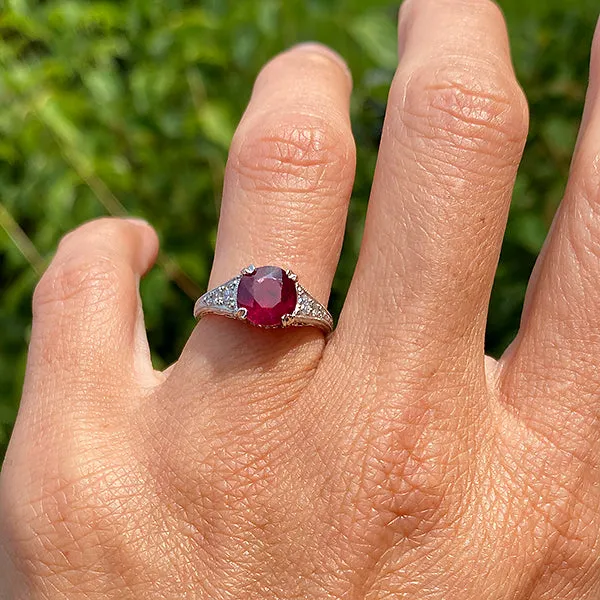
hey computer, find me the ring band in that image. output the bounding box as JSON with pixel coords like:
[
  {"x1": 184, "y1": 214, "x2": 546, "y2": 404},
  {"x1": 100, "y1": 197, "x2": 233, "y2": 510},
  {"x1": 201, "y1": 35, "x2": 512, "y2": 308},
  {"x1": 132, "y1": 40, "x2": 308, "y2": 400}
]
[{"x1": 194, "y1": 265, "x2": 334, "y2": 333}]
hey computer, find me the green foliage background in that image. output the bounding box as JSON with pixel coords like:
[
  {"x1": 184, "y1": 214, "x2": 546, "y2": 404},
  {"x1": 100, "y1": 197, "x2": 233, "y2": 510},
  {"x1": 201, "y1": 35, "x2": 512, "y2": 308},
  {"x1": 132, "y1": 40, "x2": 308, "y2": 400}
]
[{"x1": 0, "y1": 0, "x2": 598, "y2": 459}]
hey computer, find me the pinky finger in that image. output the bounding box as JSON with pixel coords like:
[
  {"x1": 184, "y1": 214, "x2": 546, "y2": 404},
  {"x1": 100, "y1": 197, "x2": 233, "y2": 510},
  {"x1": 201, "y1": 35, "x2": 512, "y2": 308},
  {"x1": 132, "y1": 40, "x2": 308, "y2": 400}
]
[{"x1": 23, "y1": 218, "x2": 159, "y2": 419}]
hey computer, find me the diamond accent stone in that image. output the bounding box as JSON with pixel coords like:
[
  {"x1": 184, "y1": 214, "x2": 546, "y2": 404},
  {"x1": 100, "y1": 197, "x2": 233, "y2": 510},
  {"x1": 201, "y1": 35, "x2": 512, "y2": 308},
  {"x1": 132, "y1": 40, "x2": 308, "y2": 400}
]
[
  {"x1": 294, "y1": 284, "x2": 331, "y2": 325},
  {"x1": 200, "y1": 277, "x2": 240, "y2": 311}
]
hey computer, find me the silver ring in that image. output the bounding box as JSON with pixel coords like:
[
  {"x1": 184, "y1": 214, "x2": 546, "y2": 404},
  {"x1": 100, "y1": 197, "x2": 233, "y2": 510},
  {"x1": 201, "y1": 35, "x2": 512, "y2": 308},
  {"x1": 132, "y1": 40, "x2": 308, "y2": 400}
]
[{"x1": 193, "y1": 265, "x2": 334, "y2": 333}]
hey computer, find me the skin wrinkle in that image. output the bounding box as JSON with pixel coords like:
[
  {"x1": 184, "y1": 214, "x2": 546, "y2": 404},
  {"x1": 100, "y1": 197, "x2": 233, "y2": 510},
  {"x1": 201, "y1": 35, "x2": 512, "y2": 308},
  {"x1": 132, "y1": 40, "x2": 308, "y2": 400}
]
[
  {"x1": 405, "y1": 144, "x2": 518, "y2": 193},
  {"x1": 491, "y1": 422, "x2": 600, "y2": 594},
  {"x1": 221, "y1": 197, "x2": 345, "y2": 280},
  {"x1": 340, "y1": 48, "x2": 528, "y2": 386},
  {"x1": 5, "y1": 2, "x2": 600, "y2": 599},
  {"x1": 206, "y1": 44, "x2": 355, "y2": 313},
  {"x1": 365, "y1": 196, "x2": 490, "y2": 324},
  {"x1": 231, "y1": 124, "x2": 354, "y2": 196},
  {"x1": 395, "y1": 68, "x2": 527, "y2": 173},
  {"x1": 139, "y1": 370, "x2": 330, "y2": 596},
  {"x1": 500, "y1": 15, "x2": 600, "y2": 508},
  {"x1": 323, "y1": 353, "x2": 485, "y2": 597}
]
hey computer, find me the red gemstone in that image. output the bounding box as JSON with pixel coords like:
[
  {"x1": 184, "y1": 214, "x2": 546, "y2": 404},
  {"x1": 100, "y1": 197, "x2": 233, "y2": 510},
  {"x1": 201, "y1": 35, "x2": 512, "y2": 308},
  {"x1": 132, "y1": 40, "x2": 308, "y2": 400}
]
[{"x1": 237, "y1": 266, "x2": 297, "y2": 327}]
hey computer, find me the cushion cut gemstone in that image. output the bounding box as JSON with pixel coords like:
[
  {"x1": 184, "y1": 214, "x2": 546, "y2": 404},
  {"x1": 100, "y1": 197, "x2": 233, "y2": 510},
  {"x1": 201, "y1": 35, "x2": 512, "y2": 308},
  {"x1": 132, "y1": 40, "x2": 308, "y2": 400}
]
[{"x1": 237, "y1": 266, "x2": 297, "y2": 327}]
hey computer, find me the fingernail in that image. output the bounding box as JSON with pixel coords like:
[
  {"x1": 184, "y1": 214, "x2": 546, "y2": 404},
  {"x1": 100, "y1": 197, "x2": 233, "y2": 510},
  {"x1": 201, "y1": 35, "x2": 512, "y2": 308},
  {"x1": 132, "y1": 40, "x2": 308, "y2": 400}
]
[
  {"x1": 125, "y1": 217, "x2": 151, "y2": 228},
  {"x1": 291, "y1": 42, "x2": 351, "y2": 80}
]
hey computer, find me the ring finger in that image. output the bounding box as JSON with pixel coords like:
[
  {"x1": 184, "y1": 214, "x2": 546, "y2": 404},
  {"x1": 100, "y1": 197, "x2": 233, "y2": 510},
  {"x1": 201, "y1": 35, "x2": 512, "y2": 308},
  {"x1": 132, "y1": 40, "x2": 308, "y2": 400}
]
[
  {"x1": 174, "y1": 44, "x2": 355, "y2": 379},
  {"x1": 210, "y1": 43, "x2": 354, "y2": 300}
]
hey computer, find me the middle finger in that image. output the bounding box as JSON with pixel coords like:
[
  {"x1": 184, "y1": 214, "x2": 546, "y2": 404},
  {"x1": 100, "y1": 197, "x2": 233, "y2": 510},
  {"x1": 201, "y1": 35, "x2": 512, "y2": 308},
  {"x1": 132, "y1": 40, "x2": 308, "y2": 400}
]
[{"x1": 336, "y1": 0, "x2": 529, "y2": 386}]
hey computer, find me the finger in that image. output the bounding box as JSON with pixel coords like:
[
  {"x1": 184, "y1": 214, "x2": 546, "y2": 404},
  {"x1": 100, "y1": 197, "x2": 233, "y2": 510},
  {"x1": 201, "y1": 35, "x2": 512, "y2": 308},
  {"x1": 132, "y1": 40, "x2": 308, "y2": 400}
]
[
  {"x1": 336, "y1": 0, "x2": 528, "y2": 382},
  {"x1": 175, "y1": 44, "x2": 355, "y2": 381},
  {"x1": 22, "y1": 218, "x2": 159, "y2": 420},
  {"x1": 501, "y1": 20, "x2": 600, "y2": 445},
  {"x1": 208, "y1": 43, "x2": 354, "y2": 300}
]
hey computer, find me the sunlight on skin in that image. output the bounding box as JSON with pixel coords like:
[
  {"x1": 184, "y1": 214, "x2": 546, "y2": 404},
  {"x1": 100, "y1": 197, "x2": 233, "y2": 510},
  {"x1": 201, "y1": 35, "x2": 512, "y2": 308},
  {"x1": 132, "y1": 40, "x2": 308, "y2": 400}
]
[{"x1": 1, "y1": 1, "x2": 600, "y2": 598}]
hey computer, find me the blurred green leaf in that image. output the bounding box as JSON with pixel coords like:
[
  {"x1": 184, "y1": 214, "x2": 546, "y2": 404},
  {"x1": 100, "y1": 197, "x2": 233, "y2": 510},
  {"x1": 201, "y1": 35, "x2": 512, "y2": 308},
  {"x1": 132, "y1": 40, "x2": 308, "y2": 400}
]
[
  {"x1": 348, "y1": 12, "x2": 397, "y2": 70},
  {"x1": 508, "y1": 212, "x2": 549, "y2": 254},
  {"x1": 197, "y1": 100, "x2": 235, "y2": 149}
]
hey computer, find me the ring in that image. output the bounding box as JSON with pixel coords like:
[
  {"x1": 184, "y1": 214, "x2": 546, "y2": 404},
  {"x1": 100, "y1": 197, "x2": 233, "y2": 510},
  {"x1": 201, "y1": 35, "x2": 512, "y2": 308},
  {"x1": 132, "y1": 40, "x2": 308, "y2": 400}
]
[{"x1": 193, "y1": 265, "x2": 334, "y2": 333}]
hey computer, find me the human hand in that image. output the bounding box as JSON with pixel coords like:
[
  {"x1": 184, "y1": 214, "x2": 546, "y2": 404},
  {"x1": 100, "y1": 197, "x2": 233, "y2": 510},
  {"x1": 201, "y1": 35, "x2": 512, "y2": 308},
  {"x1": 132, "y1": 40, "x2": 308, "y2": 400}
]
[{"x1": 2, "y1": 0, "x2": 600, "y2": 598}]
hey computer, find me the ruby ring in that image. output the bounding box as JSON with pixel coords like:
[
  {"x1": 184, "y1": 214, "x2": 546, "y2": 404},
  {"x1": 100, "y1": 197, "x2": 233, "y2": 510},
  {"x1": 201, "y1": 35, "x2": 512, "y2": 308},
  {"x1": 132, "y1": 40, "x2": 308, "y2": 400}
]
[{"x1": 193, "y1": 265, "x2": 334, "y2": 333}]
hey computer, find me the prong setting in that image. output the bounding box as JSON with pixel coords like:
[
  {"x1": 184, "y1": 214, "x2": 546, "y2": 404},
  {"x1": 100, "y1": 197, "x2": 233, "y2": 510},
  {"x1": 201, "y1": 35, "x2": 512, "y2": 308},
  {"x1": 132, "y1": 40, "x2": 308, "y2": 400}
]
[
  {"x1": 241, "y1": 264, "x2": 256, "y2": 276},
  {"x1": 286, "y1": 269, "x2": 298, "y2": 282},
  {"x1": 235, "y1": 307, "x2": 248, "y2": 320}
]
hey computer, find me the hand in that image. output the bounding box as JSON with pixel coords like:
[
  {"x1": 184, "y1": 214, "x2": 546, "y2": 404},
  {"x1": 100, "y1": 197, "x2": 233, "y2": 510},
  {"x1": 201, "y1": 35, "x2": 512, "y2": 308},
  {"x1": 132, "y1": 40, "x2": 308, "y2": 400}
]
[{"x1": 2, "y1": 0, "x2": 600, "y2": 598}]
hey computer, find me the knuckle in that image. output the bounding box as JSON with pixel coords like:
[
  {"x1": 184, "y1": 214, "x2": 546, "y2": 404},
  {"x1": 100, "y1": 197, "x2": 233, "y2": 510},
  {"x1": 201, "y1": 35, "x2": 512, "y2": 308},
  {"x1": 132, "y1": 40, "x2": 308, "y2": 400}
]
[
  {"x1": 230, "y1": 112, "x2": 355, "y2": 195},
  {"x1": 396, "y1": 60, "x2": 528, "y2": 164},
  {"x1": 33, "y1": 219, "x2": 139, "y2": 316},
  {"x1": 34, "y1": 253, "x2": 127, "y2": 317},
  {"x1": 343, "y1": 411, "x2": 457, "y2": 542}
]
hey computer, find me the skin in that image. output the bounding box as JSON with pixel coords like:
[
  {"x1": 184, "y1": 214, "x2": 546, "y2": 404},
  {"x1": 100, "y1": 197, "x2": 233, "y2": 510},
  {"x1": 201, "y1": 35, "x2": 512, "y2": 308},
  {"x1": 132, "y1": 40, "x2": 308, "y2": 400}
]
[{"x1": 1, "y1": 0, "x2": 600, "y2": 597}]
